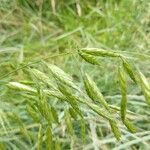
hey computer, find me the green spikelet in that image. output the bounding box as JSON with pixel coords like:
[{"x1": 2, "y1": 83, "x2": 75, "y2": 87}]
[
  {"x1": 46, "y1": 63, "x2": 78, "y2": 90},
  {"x1": 118, "y1": 66, "x2": 136, "y2": 132},
  {"x1": 57, "y1": 83, "x2": 83, "y2": 117},
  {"x1": 123, "y1": 119, "x2": 136, "y2": 133},
  {"x1": 65, "y1": 111, "x2": 74, "y2": 135},
  {"x1": 51, "y1": 107, "x2": 59, "y2": 124},
  {"x1": 69, "y1": 107, "x2": 78, "y2": 120},
  {"x1": 78, "y1": 50, "x2": 100, "y2": 65},
  {"x1": 136, "y1": 70, "x2": 150, "y2": 106},
  {"x1": 29, "y1": 68, "x2": 54, "y2": 88},
  {"x1": 80, "y1": 48, "x2": 121, "y2": 58},
  {"x1": 37, "y1": 91, "x2": 53, "y2": 125},
  {"x1": 26, "y1": 105, "x2": 40, "y2": 122},
  {"x1": 83, "y1": 73, "x2": 110, "y2": 110},
  {"x1": 118, "y1": 66, "x2": 127, "y2": 121},
  {"x1": 80, "y1": 119, "x2": 86, "y2": 143},
  {"x1": 8, "y1": 82, "x2": 36, "y2": 93},
  {"x1": 109, "y1": 121, "x2": 121, "y2": 141},
  {"x1": 122, "y1": 59, "x2": 137, "y2": 83}
]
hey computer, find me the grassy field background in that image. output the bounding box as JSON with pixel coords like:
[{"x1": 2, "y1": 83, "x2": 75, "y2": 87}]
[{"x1": 0, "y1": 0, "x2": 150, "y2": 149}]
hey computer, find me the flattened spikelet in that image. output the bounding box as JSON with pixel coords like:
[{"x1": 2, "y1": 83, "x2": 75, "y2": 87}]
[
  {"x1": 46, "y1": 64, "x2": 78, "y2": 90},
  {"x1": 80, "y1": 48, "x2": 121, "y2": 58},
  {"x1": 78, "y1": 50, "x2": 100, "y2": 65},
  {"x1": 57, "y1": 83, "x2": 82, "y2": 117},
  {"x1": 26, "y1": 105, "x2": 40, "y2": 122},
  {"x1": 122, "y1": 59, "x2": 137, "y2": 83},
  {"x1": 30, "y1": 68, "x2": 54, "y2": 88},
  {"x1": 110, "y1": 121, "x2": 121, "y2": 141},
  {"x1": 123, "y1": 119, "x2": 136, "y2": 133},
  {"x1": 118, "y1": 67, "x2": 136, "y2": 131},
  {"x1": 80, "y1": 119, "x2": 86, "y2": 143},
  {"x1": 83, "y1": 73, "x2": 109, "y2": 110},
  {"x1": 51, "y1": 107, "x2": 59, "y2": 123},
  {"x1": 69, "y1": 107, "x2": 78, "y2": 120},
  {"x1": 8, "y1": 82, "x2": 66, "y2": 101},
  {"x1": 65, "y1": 111, "x2": 74, "y2": 135},
  {"x1": 136, "y1": 70, "x2": 150, "y2": 105},
  {"x1": 8, "y1": 82, "x2": 36, "y2": 93},
  {"x1": 118, "y1": 67, "x2": 127, "y2": 121}
]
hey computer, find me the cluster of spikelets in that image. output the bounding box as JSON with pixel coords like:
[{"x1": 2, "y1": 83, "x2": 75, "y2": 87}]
[{"x1": 8, "y1": 48, "x2": 150, "y2": 144}]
